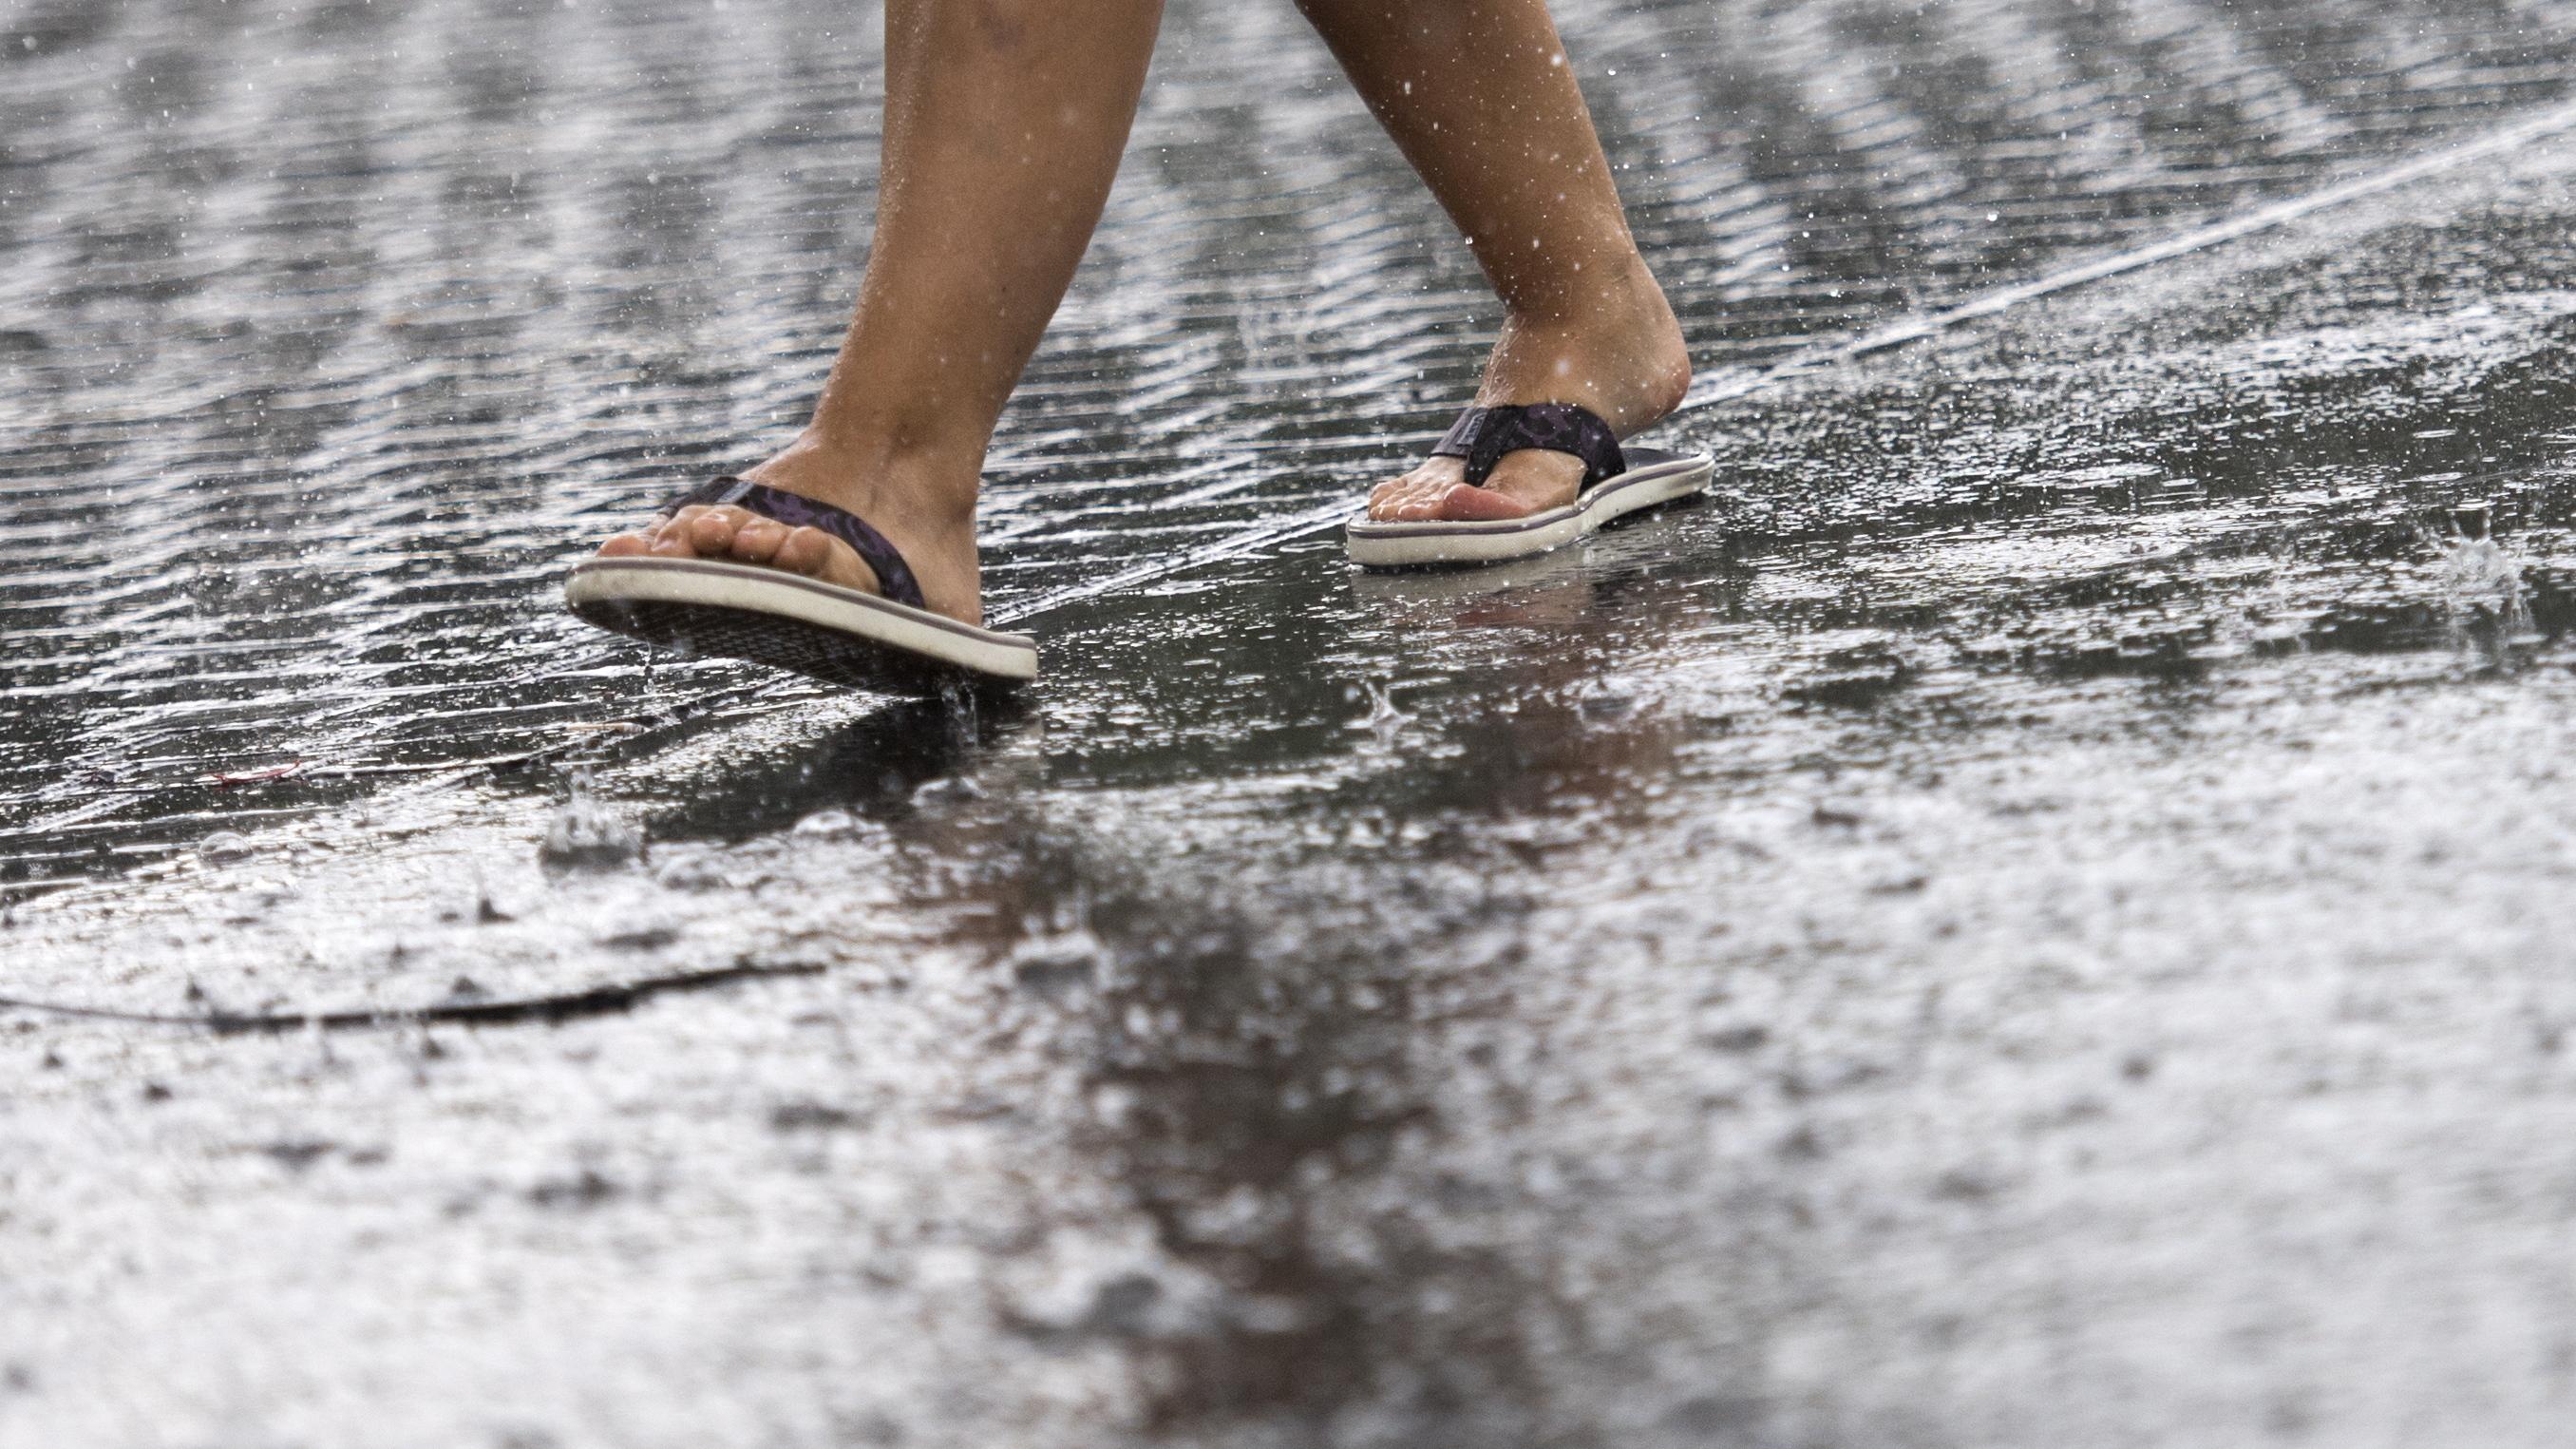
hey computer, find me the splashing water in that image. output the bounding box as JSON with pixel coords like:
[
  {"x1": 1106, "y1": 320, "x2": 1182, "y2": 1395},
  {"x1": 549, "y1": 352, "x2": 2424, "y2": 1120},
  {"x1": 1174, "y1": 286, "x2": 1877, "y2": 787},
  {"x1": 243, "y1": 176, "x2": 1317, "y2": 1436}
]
[
  {"x1": 2437, "y1": 504, "x2": 2534, "y2": 656},
  {"x1": 1349, "y1": 679, "x2": 1411, "y2": 746},
  {"x1": 538, "y1": 769, "x2": 645, "y2": 871}
]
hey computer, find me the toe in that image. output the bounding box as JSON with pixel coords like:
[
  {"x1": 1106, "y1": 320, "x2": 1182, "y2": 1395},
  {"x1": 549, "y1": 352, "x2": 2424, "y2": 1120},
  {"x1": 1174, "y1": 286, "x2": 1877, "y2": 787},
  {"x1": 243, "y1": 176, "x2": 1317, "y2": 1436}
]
[
  {"x1": 597, "y1": 505, "x2": 881, "y2": 596},
  {"x1": 1454, "y1": 453, "x2": 1581, "y2": 520},
  {"x1": 1437, "y1": 482, "x2": 1538, "y2": 521},
  {"x1": 1370, "y1": 459, "x2": 1488, "y2": 523},
  {"x1": 1392, "y1": 479, "x2": 1456, "y2": 522},
  {"x1": 645, "y1": 506, "x2": 706, "y2": 557},
  {"x1": 773, "y1": 525, "x2": 838, "y2": 579},
  {"x1": 1363, "y1": 445, "x2": 1591, "y2": 524},
  {"x1": 729, "y1": 516, "x2": 789, "y2": 564},
  {"x1": 687, "y1": 507, "x2": 740, "y2": 556},
  {"x1": 774, "y1": 525, "x2": 884, "y2": 595}
]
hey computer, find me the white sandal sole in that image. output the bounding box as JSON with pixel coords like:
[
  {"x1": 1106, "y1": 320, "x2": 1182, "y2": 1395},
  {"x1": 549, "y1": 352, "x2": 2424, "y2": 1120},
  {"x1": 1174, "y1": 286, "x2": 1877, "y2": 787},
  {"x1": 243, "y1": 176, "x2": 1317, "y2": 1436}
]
[
  {"x1": 1343, "y1": 448, "x2": 1715, "y2": 569},
  {"x1": 565, "y1": 557, "x2": 1037, "y2": 693}
]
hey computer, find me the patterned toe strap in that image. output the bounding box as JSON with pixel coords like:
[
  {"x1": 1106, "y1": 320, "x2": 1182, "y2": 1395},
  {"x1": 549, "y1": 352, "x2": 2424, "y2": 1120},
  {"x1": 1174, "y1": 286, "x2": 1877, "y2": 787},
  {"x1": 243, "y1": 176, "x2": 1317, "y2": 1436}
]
[
  {"x1": 662, "y1": 476, "x2": 927, "y2": 610},
  {"x1": 1431, "y1": 402, "x2": 1628, "y2": 488}
]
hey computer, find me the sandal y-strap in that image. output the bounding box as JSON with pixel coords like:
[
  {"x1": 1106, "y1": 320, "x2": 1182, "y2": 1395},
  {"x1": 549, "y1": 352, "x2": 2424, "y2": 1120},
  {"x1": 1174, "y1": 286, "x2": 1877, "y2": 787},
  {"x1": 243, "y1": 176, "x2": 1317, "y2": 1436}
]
[
  {"x1": 661, "y1": 475, "x2": 927, "y2": 609},
  {"x1": 1430, "y1": 402, "x2": 1628, "y2": 488}
]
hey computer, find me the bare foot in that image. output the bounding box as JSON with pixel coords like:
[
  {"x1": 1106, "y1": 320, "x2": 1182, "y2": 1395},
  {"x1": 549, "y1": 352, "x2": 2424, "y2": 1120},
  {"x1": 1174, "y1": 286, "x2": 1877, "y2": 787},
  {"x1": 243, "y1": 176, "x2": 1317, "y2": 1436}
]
[
  {"x1": 593, "y1": 437, "x2": 988, "y2": 625},
  {"x1": 1367, "y1": 256, "x2": 1690, "y2": 524}
]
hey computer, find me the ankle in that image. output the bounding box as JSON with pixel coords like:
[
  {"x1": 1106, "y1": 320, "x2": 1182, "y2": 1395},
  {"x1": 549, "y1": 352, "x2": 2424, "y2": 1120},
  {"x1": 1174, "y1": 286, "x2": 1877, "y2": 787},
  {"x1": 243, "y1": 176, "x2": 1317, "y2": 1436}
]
[
  {"x1": 1488, "y1": 260, "x2": 1692, "y2": 429},
  {"x1": 747, "y1": 429, "x2": 983, "y2": 533}
]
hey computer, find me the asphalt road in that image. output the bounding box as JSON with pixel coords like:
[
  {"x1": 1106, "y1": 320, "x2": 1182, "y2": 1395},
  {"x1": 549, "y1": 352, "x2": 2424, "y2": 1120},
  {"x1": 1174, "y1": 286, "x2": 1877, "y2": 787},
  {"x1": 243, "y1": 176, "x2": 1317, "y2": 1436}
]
[
  {"x1": 9, "y1": 4, "x2": 2576, "y2": 1447},
  {"x1": 8, "y1": 0, "x2": 2576, "y2": 883}
]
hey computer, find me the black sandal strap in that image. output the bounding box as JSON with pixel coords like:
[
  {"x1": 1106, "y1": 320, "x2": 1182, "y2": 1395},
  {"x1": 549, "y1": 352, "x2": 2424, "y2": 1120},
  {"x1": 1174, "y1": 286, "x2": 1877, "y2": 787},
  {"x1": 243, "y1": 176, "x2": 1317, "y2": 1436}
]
[
  {"x1": 1430, "y1": 403, "x2": 1627, "y2": 488},
  {"x1": 662, "y1": 476, "x2": 927, "y2": 610}
]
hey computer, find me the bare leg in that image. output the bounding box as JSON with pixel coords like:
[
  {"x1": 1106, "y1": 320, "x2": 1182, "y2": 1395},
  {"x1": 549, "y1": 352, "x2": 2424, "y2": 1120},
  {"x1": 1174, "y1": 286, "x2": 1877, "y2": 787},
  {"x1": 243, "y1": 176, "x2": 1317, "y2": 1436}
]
[
  {"x1": 596, "y1": 0, "x2": 1168, "y2": 625},
  {"x1": 1295, "y1": 0, "x2": 1692, "y2": 523}
]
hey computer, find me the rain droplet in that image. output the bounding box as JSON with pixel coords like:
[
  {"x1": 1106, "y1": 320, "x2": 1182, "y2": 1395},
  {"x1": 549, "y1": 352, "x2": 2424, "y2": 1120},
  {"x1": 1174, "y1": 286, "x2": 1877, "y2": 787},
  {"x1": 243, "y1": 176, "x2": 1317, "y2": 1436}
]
[
  {"x1": 540, "y1": 774, "x2": 643, "y2": 870},
  {"x1": 792, "y1": 809, "x2": 859, "y2": 837}
]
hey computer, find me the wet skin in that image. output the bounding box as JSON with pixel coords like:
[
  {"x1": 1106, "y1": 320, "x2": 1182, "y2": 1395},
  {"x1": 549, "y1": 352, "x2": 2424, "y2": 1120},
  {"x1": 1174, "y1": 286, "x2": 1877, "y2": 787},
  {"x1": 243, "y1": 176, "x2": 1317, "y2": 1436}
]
[
  {"x1": 591, "y1": 269, "x2": 1693, "y2": 623},
  {"x1": 595, "y1": 497, "x2": 930, "y2": 612},
  {"x1": 1361, "y1": 257, "x2": 1691, "y2": 524},
  {"x1": 594, "y1": 0, "x2": 1691, "y2": 625}
]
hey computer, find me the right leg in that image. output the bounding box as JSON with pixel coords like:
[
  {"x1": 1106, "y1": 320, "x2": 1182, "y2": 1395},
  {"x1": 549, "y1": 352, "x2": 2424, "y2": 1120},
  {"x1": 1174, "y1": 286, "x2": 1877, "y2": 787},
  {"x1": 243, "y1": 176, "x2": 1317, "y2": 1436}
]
[
  {"x1": 596, "y1": 0, "x2": 1168, "y2": 625},
  {"x1": 1293, "y1": 0, "x2": 1691, "y2": 524}
]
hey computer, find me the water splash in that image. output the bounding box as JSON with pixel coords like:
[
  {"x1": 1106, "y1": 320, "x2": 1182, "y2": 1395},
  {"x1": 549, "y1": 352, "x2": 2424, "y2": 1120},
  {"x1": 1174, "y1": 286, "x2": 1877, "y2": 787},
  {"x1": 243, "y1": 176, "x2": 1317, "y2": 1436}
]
[
  {"x1": 2436, "y1": 503, "x2": 2533, "y2": 658},
  {"x1": 791, "y1": 809, "x2": 860, "y2": 837},
  {"x1": 1348, "y1": 678, "x2": 1411, "y2": 747},
  {"x1": 538, "y1": 769, "x2": 644, "y2": 871}
]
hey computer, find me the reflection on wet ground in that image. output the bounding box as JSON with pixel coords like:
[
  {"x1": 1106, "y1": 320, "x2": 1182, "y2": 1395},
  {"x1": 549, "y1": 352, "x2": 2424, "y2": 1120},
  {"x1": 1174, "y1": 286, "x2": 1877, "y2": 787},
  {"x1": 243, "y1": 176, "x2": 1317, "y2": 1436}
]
[
  {"x1": 12, "y1": 0, "x2": 2576, "y2": 885},
  {"x1": 9, "y1": 111, "x2": 2576, "y2": 1444}
]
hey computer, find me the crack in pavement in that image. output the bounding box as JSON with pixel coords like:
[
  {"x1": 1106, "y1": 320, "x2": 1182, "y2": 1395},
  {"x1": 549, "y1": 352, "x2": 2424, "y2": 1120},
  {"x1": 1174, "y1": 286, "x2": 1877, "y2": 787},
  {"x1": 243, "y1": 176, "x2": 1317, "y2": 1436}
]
[{"x1": 0, "y1": 959, "x2": 824, "y2": 1035}]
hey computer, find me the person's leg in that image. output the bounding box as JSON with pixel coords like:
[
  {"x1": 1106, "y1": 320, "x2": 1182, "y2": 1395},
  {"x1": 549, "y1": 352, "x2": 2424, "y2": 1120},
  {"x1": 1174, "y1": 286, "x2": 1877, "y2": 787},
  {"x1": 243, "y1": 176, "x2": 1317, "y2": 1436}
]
[
  {"x1": 1293, "y1": 0, "x2": 1691, "y2": 523},
  {"x1": 596, "y1": 0, "x2": 1168, "y2": 625}
]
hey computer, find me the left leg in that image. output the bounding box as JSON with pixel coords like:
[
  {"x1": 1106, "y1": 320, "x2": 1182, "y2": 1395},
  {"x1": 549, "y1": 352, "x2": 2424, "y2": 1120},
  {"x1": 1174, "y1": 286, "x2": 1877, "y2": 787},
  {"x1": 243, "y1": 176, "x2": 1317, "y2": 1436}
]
[
  {"x1": 1294, "y1": 0, "x2": 1691, "y2": 522},
  {"x1": 594, "y1": 0, "x2": 1170, "y2": 625}
]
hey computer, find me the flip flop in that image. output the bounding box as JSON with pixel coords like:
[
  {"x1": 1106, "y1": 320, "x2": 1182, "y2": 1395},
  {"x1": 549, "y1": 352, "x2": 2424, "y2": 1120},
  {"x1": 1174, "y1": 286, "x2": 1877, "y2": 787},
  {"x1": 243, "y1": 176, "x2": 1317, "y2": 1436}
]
[
  {"x1": 564, "y1": 476, "x2": 1037, "y2": 694},
  {"x1": 1344, "y1": 402, "x2": 1714, "y2": 569}
]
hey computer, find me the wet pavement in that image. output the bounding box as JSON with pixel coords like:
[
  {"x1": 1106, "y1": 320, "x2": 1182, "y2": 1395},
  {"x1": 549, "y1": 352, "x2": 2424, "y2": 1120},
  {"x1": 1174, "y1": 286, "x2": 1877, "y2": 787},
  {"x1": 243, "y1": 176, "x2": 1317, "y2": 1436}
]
[
  {"x1": 11, "y1": 2, "x2": 2576, "y2": 1447},
  {"x1": 11, "y1": 0, "x2": 2576, "y2": 883}
]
